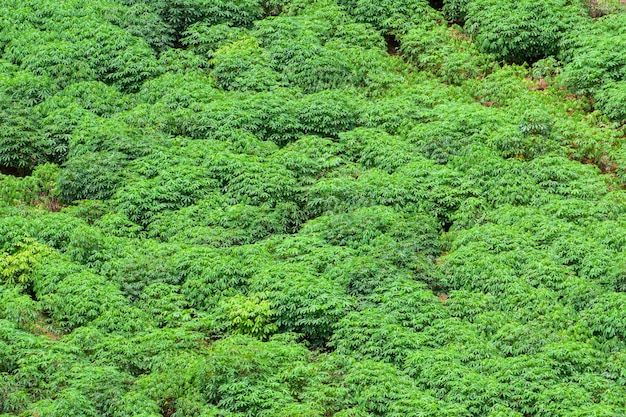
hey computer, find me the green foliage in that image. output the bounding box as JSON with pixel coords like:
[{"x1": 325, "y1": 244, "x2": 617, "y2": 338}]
[
  {"x1": 38, "y1": 270, "x2": 125, "y2": 330},
  {"x1": 332, "y1": 279, "x2": 446, "y2": 365},
  {"x1": 58, "y1": 152, "x2": 127, "y2": 203},
  {"x1": 212, "y1": 36, "x2": 281, "y2": 92},
  {"x1": 253, "y1": 9, "x2": 397, "y2": 93},
  {"x1": 595, "y1": 81, "x2": 626, "y2": 124},
  {"x1": 182, "y1": 22, "x2": 250, "y2": 59},
  {"x1": 581, "y1": 293, "x2": 626, "y2": 341},
  {"x1": 401, "y1": 22, "x2": 493, "y2": 85},
  {"x1": 2, "y1": 1, "x2": 626, "y2": 415},
  {"x1": 129, "y1": 0, "x2": 268, "y2": 35},
  {"x1": 466, "y1": 0, "x2": 586, "y2": 63},
  {"x1": 0, "y1": 238, "x2": 54, "y2": 286},
  {"x1": 0, "y1": 164, "x2": 60, "y2": 208},
  {"x1": 108, "y1": 2, "x2": 176, "y2": 52},
  {"x1": 519, "y1": 109, "x2": 554, "y2": 137},
  {"x1": 442, "y1": 0, "x2": 470, "y2": 22},
  {"x1": 2, "y1": 0, "x2": 162, "y2": 90},
  {"x1": 337, "y1": 0, "x2": 438, "y2": 32},
  {"x1": 0, "y1": 286, "x2": 39, "y2": 332},
  {"x1": 560, "y1": 13, "x2": 626, "y2": 96},
  {"x1": 194, "y1": 335, "x2": 326, "y2": 415},
  {"x1": 212, "y1": 293, "x2": 278, "y2": 339},
  {"x1": 252, "y1": 262, "x2": 353, "y2": 345},
  {"x1": 0, "y1": 98, "x2": 50, "y2": 173}
]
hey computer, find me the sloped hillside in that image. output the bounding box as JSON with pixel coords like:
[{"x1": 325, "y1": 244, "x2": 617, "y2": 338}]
[{"x1": 1, "y1": 1, "x2": 626, "y2": 416}]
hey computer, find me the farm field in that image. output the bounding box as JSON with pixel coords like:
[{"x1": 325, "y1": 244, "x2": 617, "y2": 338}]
[{"x1": 1, "y1": 1, "x2": 626, "y2": 416}]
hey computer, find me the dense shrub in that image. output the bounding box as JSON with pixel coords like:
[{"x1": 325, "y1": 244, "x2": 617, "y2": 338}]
[
  {"x1": 466, "y1": 0, "x2": 586, "y2": 64},
  {"x1": 1, "y1": 1, "x2": 626, "y2": 416}
]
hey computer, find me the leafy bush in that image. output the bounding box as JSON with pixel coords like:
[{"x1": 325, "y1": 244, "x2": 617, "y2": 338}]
[
  {"x1": 211, "y1": 293, "x2": 278, "y2": 339},
  {"x1": 560, "y1": 13, "x2": 626, "y2": 95},
  {"x1": 251, "y1": 263, "x2": 353, "y2": 345},
  {"x1": 0, "y1": 164, "x2": 59, "y2": 208},
  {"x1": 38, "y1": 271, "x2": 124, "y2": 330},
  {"x1": 58, "y1": 152, "x2": 127, "y2": 203},
  {"x1": 401, "y1": 22, "x2": 493, "y2": 85},
  {"x1": 337, "y1": 0, "x2": 438, "y2": 32},
  {"x1": 194, "y1": 335, "x2": 324, "y2": 415},
  {"x1": 595, "y1": 81, "x2": 626, "y2": 124},
  {"x1": 212, "y1": 36, "x2": 281, "y2": 91},
  {"x1": 466, "y1": 0, "x2": 586, "y2": 63},
  {"x1": 442, "y1": 0, "x2": 470, "y2": 22},
  {"x1": 0, "y1": 98, "x2": 49, "y2": 173},
  {"x1": 2, "y1": 0, "x2": 162, "y2": 90},
  {"x1": 581, "y1": 293, "x2": 626, "y2": 341},
  {"x1": 129, "y1": 0, "x2": 268, "y2": 35},
  {"x1": 0, "y1": 238, "x2": 54, "y2": 286},
  {"x1": 182, "y1": 22, "x2": 250, "y2": 58},
  {"x1": 2, "y1": 0, "x2": 626, "y2": 415}
]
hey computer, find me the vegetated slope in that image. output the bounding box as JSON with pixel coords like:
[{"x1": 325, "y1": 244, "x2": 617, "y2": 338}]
[{"x1": 1, "y1": 0, "x2": 626, "y2": 416}]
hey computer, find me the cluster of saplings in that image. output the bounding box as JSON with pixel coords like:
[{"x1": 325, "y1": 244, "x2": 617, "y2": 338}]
[{"x1": 1, "y1": 0, "x2": 626, "y2": 416}]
